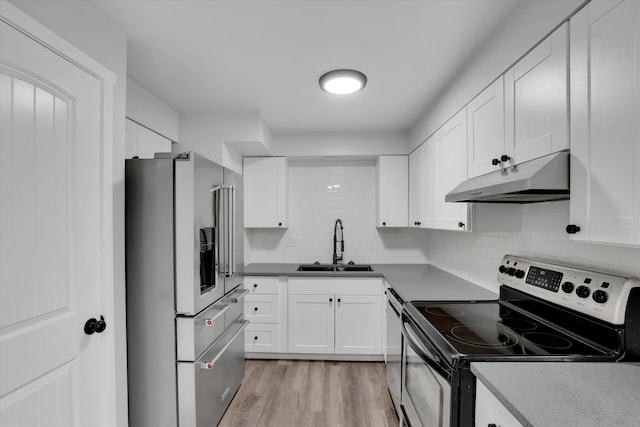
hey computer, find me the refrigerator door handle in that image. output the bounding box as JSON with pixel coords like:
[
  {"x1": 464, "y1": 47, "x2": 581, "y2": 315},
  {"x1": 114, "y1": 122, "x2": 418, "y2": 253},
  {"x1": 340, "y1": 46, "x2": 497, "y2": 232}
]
[{"x1": 230, "y1": 185, "x2": 236, "y2": 276}]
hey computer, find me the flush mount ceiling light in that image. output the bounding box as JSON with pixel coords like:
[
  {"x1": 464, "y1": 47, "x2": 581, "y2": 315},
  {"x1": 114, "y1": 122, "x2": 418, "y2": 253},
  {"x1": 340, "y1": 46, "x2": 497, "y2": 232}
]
[{"x1": 319, "y1": 69, "x2": 367, "y2": 95}]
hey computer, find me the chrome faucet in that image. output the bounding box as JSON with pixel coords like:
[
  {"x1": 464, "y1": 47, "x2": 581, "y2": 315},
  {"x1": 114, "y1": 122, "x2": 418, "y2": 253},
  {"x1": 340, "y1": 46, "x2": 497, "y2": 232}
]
[{"x1": 332, "y1": 219, "x2": 344, "y2": 265}]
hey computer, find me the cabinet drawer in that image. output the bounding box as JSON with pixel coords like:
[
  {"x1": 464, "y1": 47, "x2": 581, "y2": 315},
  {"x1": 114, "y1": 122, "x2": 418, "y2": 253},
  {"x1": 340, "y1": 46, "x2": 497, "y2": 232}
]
[
  {"x1": 244, "y1": 294, "x2": 280, "y2": 323},
  {"x1": 245, "y1": 323, "x2": 280, "y2": 352},
  {"x1": 288, "y1": 277, "x2": 382, "y2": 295},
  {"x1": 245, "y1": 276, "x2": 280, "y2": 294}
]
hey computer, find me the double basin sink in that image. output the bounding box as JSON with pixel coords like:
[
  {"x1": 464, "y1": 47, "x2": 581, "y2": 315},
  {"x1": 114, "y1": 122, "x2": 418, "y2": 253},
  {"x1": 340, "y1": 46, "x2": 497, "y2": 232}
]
[{"x1": 297, "y1": 264, "x2": 374, "y2": 272}]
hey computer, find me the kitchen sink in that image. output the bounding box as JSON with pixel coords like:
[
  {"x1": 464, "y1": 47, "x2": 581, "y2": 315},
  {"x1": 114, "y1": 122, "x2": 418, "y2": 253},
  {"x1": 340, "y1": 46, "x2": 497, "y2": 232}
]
[{"x1": 296, "y1": 264, "x2": 374, "y2": 272}]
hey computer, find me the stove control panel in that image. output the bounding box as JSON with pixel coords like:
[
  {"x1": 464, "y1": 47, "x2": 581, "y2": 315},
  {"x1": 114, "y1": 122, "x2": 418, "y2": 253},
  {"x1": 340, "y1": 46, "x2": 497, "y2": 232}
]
[{"x1": 498, "y1": 255, "x2": 639, "y2": 325}]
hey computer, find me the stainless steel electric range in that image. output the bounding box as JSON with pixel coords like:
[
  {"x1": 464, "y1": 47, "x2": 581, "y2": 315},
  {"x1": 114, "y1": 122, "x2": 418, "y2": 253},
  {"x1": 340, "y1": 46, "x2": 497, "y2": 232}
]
[{"x1": 400, "y1": 255, "x2": 640, "y2": 427}]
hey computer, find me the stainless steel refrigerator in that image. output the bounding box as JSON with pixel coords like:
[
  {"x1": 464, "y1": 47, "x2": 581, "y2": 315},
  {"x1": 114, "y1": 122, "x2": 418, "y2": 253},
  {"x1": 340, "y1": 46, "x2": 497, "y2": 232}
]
[{"x1": 125, "y1": 152, "x2": 247, "y2": 427}]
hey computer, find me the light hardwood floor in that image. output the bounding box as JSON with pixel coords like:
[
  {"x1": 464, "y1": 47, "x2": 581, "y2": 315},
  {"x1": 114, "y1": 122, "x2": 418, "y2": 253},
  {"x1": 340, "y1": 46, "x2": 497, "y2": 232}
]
[{"x1": 219, "y1": 359, "x2": 398, "y2": 427}]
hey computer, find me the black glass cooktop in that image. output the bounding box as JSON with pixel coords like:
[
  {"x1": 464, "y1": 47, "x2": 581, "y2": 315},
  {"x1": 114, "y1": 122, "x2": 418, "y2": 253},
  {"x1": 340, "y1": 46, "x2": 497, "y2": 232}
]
[{"x1": 411, "y1": 301, "x2": 609, "y2": 357}]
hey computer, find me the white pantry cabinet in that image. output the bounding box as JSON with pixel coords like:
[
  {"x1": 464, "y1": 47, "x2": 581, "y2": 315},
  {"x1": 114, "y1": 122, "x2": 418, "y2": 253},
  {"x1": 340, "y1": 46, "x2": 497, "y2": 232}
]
[
  {"x1": 434, "y1": 109, "x2": 469, "y2": 231},
  {"x1": 504, "y1": 22, "x2": 569, "y2": 166},
  {"x1": 243, "y1": 157, "x2": 288, "y2": 228},
  {"x1": 467, "y1": 76, "x2": 506, "y2": 178},
  {"x1": 569, "y1": 0, "x2": 640, "y2": 246},
  {"x1": 288, "y1": 278, "x2": 383, "y2": 355},
  {"x1": 125, "y1": 118, "x2": 172, "y2": 159},
  {"x1": 377, "y1": 156, "x2": 408, "y2": 227},
  {"x1": 475, "y1": 380, "x2": 523, "y2": 427}
]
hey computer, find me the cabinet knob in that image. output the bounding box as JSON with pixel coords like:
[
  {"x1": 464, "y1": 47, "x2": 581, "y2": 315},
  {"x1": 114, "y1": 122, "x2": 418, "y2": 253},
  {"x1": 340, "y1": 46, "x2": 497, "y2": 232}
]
[
  {"x1": 491, "y1": 158, "x2": 500, "y2": 166},
  {"x1": 337, "y1": 298, "x2": 341, "y2": 303},
  {"x1": 382, "y1": 222, "x2": 386, "y2": 226},
  {"x1": 566, "y1": 224, "x2": 581, "y2": 234},
  {"x1": 254, "y1": 336, "x2": 258, "y2": 340},
  {"x1": 500, "y1": 155, "x2": 511, "y2": 162},
  {"x1": 254, "y1": 307, "x2": 258, "y2": 311},
  {"x1": 329, "y1": 298, "x2": 333, "y2": 302},
  {"x1": 488, "y1": 424, "x2": 498, "y2": 427},
  {"x1": 278, "y1": 222, "x2": 282, "y2": 227},
  {"x1": 458, "y1": 222, "x2": 465, "y2": 228}
]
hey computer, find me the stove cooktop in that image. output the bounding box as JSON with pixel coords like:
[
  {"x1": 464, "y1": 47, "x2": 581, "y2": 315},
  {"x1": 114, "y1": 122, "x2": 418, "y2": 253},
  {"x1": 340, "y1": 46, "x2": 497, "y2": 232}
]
[{"x1": 411, "y1": 301, "x2": 611, "y2": 357}]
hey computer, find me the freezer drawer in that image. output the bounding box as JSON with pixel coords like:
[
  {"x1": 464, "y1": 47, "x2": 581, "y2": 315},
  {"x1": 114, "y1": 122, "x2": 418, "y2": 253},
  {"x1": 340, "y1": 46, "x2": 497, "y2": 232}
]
[
  {"x1": 177, "y1": 317, "x2": 249, "y2": 427},
  {"x1": 222, "y1": 286, "x2": 249, "y2": 329},
  {"x1": 176, "y1": 304, "x2": 228, "y2": 361}
]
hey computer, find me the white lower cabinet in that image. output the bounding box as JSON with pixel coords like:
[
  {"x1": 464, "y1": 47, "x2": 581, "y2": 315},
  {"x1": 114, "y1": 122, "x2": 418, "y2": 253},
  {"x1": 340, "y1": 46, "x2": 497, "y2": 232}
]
[
  {"x1": 475, "y1": 380, "x2": 523, "y2": 427},
  {"x1": 244, "y1": 276, "x2": 286, "y2": 353},
  {"x1": 288, "y1": 278, "x2": 383, "y2": 355}
]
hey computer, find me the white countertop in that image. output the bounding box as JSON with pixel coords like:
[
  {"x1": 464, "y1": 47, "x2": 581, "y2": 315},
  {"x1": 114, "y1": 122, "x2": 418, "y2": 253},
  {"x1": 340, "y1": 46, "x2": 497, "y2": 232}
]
[{"x1": 472, "y1": 362, "x2": 640, "y2": 427}]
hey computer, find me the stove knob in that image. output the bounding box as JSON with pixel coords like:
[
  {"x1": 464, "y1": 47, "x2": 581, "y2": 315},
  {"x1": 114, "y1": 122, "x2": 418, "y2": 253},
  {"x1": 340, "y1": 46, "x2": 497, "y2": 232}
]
[
  {"x1": 561, "y1": 282, "x2": 575, "y2": 293},
  {"x1": 515, "y1": 269, "x2": 525, "y2": 279},
  {"x1": 576, "y1": 285, "x2": 591, "y2": 298},
  {"x1": 507, "y1": 267, "x2": 516, "y2": 276},
  {"x1": 592, "y1": 290, "x2": 608, "y2": 304},
  {"x1": 499, "y1": 265, "x2": 507, "y2": 274}
]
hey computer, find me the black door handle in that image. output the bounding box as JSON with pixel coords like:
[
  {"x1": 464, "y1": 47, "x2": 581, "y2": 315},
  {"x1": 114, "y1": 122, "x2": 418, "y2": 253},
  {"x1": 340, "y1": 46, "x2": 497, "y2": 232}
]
[{"x1": 84, "y1": 315, "x2": 106, "y2": 335}]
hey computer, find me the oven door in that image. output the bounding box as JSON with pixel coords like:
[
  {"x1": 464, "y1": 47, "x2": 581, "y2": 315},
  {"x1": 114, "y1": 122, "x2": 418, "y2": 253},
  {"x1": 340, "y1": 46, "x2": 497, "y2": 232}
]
[{"x1": 401, "y1": 317, "x2": 451, "y2": 427}]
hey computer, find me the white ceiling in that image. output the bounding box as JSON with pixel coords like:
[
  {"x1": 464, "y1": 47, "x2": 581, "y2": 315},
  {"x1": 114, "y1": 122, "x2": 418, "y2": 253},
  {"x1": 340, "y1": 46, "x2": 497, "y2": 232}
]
[{"x1": 92, "y1": 0, "x2": 527, "y2": 134}]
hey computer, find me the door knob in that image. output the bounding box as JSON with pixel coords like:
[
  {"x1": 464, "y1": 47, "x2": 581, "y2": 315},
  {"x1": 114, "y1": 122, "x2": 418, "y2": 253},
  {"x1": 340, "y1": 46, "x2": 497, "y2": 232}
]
[{"x1": 84, "y1": 315, "x2": 107, "y2": 335}]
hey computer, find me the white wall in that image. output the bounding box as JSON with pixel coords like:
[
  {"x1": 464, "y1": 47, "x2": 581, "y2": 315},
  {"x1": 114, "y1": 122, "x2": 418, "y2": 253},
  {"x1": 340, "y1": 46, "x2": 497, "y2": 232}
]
[
  {"x1": 7, "y1": 1, "x2": 129, "y2": 425},
  {"x1": 410, "y1": 0, "x2": 585, "y2": 150},
  {"x1": 246, "y1": 160, "x2": 429, "y2": 264},
  {"x1": 422, "y1": 202, "x2": 640, "y2": 294},
  {"x1": 126, "y1": 78, "x2": 180, "y2": 141}
]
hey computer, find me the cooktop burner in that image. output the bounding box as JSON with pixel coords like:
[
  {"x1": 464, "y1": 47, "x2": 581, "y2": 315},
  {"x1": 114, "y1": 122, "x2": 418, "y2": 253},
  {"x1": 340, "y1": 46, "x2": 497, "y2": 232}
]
[{"x1": 412, "y1": 301, "x2": 608, "y2": 357}]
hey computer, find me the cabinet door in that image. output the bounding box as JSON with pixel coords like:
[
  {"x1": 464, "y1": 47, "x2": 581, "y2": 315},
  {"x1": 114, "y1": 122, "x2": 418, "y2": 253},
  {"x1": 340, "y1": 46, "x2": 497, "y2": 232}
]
[
  {"x1": 435, "y1": 109, "x2": 469, "y2": 231},
  {"x1": 244, "y1": 157, "x2": 288, "y2": 228},
  {"x1": 505, "y1": 23, "x2": 569, "y2": 165},
  {"x1": 137, "y1": 125, "x2": 171, "y2": 159},
  {"x1": 408, "y1": 146, "x2": 423, "y2": 227},
  {"x1": 475, "y1": 381, "x2": 523, "y2": 427},
  {"x1": 377, "y1": 156, "x2": 408, "y2": 227},
  {"x1": 420, "y1": 136, "x2": 436, "y2": 228},
  {"x1": 467, "y1": 76, "x2": 505, "y2": 178},
  {"x1": 570, "y1": 0, "x2": 640, "y2": 245},
  {"x1": 125, "y1": 118, "x2": 138, "y2": 158},
  {"x1": 335, "y1": 295, "x2": 382, "y2": 355},
  {"x1": 288, "y1": 294, "x2": 334, "y2": 354}
]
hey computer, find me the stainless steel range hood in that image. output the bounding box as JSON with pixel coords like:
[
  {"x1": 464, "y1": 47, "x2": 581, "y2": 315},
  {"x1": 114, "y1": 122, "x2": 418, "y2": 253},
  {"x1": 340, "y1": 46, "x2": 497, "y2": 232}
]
[{"x1": 445, "y1": 151, "x2": 569, "y2": 203}]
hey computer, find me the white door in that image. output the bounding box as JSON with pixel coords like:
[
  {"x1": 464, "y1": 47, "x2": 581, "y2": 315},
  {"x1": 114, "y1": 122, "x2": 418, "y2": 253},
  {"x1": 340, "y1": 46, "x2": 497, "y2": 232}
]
[
  {"x1": 335, "y1": 295, "x2": 382, "y2": 355},
  {"x1": 435, "y1": 109, "x2": 469, "y2": 231},
  {"x1": 288, "y1": 294, "x2": 334, "y2": 354},
  {"x1": 569, "y1": 0, "x2": 640, "y2": 245},
  {"x1": 1, "y1": 18, "x2": 110, "y2": 427},
  {"x1": 408, "y1": 146, "x2": 423, "y2": 227},
  {"x1": 505, "y1": 22, "x2": 569, "y2": 165},
  {"x1": 467, "y1": 76, "x2": 506, "y2": 178}
]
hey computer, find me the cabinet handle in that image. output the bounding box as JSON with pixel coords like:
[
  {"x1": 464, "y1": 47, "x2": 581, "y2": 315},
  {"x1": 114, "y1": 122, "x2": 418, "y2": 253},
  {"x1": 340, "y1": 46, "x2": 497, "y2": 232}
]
[
  {"x1": 566, "y1": 224, "x2": 581, "y2": 234},
  {"x1": 491, "y1": 158, "x2": 500, "y2": 166},
  {"x1": 500, "y1": 155, "x2": 511, "y2": 162}
]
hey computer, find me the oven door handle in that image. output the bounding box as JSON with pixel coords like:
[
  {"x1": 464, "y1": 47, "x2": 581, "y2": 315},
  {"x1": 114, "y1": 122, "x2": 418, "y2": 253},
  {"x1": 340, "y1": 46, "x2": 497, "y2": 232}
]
[{"x1": 402, "y1": 320, "x2": 442, "y2": 366}]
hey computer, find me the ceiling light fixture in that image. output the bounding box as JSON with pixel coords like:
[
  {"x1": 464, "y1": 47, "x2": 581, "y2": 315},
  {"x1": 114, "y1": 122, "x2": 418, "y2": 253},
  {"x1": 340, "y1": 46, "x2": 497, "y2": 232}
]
[{"x1": 319, "y1": 69, "x2": 367, "y2": 95}]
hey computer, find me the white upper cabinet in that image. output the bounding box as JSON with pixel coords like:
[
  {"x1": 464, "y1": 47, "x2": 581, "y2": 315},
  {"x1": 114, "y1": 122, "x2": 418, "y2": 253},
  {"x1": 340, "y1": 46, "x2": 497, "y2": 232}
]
[
  {"x1": 505, "y1": 22, "x2": 569, "y2": 165},
  {"x1": 408, "y1": 143, "x2": 424, "y2": 228},
  {"x1": 435, "y1": 109, "x2": 469, "y2": 231},
  {"x1": 420, "y1": 137, "x2": 437, "y2": 229},
  {"x1": 243, "y1": 157, "x2": 289, "y2": 228},
  {"x1": 125, "y1": 118, "x2": 172, "y2": 159},
  {"x1": 377, "y1": 156, "x2": 408, "y2": 227},
  {"x1": 467, "y1": 76, "x2": 506, "y2": 178},
  {"x1": 569, "y1": 0, "x2": 640, "y2": 246}
]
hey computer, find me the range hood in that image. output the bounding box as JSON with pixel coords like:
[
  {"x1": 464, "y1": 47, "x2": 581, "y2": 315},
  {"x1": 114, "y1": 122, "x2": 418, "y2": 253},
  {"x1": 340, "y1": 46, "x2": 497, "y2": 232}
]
[{"x1": 446, "y1": 151, "x2": 569, "y2": 203}]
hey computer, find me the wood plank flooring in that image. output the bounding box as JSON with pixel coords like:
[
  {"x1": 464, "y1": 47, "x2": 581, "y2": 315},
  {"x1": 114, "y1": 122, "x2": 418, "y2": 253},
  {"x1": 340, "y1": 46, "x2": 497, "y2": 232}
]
[{"x1": 219, "y1": 360, "x2": 398, "y2": 427}]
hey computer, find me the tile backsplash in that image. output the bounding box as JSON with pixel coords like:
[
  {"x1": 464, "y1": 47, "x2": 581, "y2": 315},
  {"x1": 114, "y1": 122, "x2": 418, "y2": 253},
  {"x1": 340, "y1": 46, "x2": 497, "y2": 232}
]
[{"x1": 245, "y1": 160, "x2": 429, "y2": 264}]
